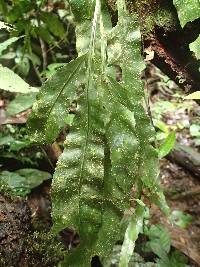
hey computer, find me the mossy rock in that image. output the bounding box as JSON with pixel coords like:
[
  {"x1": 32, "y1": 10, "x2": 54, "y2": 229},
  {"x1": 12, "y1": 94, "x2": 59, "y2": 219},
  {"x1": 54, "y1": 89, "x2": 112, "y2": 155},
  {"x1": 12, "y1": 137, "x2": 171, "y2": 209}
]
[{"x1": 21, "y1": 231, "x2": 65, "y2": 267}]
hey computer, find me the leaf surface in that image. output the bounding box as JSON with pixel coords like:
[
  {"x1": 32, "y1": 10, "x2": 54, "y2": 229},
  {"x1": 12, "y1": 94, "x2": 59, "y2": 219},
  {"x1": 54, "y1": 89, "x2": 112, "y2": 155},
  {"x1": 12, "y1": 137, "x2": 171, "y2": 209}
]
[
  {"x1": 173, "y1": 0, "x2": 200, "y2": 27},
  {"x1": 158, "y1": 131, "x2": 176, "y2": 159},
  {"x1": 27, "y1": 55, "x2": 86, "y2": 144},
  {"x1": 0, "y1": 169, "x2": 51, "y2": 197},
  {"x1": 0, "y1": 65, "x2": 38, "y2": 93},
  {"x1": 6, "y1": 92, "x2": 37, "y2": 116},
  {"x1": 0, "y1": 36, "x2": 21, "y2": 55},
  {"x1": 119, "y1": 201, "x2": 146, "y2": 267},
  {"x1": 190, "y1": 36, "x2": 200, "y2": 60},
  {"x1": 185, "y1": 90, "x2": 200, "y2": 99}
]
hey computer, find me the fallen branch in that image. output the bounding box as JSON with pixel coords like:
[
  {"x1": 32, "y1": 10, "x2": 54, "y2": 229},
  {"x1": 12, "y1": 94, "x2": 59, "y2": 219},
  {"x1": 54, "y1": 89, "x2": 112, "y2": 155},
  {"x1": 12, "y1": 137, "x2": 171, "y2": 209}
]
[{"x1": 167, "y1": 143, "x2": 200, "y2": 178}]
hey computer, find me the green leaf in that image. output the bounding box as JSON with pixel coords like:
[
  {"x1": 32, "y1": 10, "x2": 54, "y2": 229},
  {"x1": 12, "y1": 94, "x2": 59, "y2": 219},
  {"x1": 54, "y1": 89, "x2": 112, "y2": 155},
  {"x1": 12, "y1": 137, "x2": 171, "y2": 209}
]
[
  {"x1": 158, "y1": 131, "x2": 176, "y2": 159},
  {"x1": 6, "y1": 92, "x2": 37, "y2": 116},
  {"x1": 0, "y1": 169, "x2": 51, "y2": 197},
  {"x1": 27, "y1": 55, "x2": 86, "y2": 144},
  {"x1": 169, "y1": 210, "x2": 194, "y2": 228},
  {"x1": 0, "y1": 65, "x2": 38, "y2": 93},
  {"x1": 173, "y1": 0, "x2": 200, "y2": 27},
  {"x1": 41, "y1": 12, "x2": 65, "y2": 38},
  {"x1": 153, "y1": 119, "x2": 169, "y2": 135},
  {"x1": 185, "y1": 90, "x2": 200, "y2": 99},
  {"x1": 144, "y1": 224, "x2": 171, "y2": 259},
  {"x1": 0, "y1": 135, "x2": 15, "y2": 146},
  {"x1": 190, "y1": 124, "x2": 200, "y2": 137},
  {"x1": 119, "y1": 201, "x2": 146, "y2": 267},
  {"x1": 190, "y1": 35, "x2": 200, "y2": 60},
  {"x1": 52, "y1": 2, "x2": 123, "y2": 265},
  {"x1": 69, "y1": 0, "x2": 96, "y2": 22},
  {"x1": 0, "y1": 0, "x2": 8, "y2": 15},
  {"x1": 0, "y1": 36, "x2": 21, "y2": 55},
  {"x1": 41, "y1": 63, "x2": 65, "y2": 79},
  {"x1": 37, "y1": 25, "x2": 55, "y2": 45}
]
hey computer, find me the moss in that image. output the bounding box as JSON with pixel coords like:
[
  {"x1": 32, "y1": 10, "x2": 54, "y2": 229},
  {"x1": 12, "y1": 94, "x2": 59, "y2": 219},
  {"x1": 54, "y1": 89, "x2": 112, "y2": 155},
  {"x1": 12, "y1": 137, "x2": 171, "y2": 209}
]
[
  {"x1": 154, "y1": 7, "x2": 177, "y2": 30},
  {"x1": 0, "y1": 183, "x2": 18, "y2": 200},
  {"x1": 107, "y1": 0, "x2": 117, "y2": 11},
  {"x1": 24, "y1": 231, "x2": 65, "y2": 267}
]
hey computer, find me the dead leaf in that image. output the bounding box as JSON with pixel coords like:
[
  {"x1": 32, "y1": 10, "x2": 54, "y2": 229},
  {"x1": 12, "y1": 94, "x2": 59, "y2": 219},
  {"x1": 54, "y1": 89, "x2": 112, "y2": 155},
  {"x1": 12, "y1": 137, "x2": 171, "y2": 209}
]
[{"x1": 144, "y1": 46, "x2": 155, "y2": 61}]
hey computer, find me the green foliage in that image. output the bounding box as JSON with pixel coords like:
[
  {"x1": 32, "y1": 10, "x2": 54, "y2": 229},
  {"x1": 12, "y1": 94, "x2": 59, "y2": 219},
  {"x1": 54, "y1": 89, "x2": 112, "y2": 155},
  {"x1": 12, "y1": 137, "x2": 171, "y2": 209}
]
[
  {"x1": 6, "y1": 92, "x2": 37, "y2": 116},
  {"x1": 0, "y1": 124, "x2": 43, "y2": 165},
  {"x1": 0, "y1": 0, "x2": 73, "y2": 79},
  {"x1": 156, "y1": 250, "x2": 189, "y2": 267},
  {"x1": 28, "y1": 55, "x2": 86, "y2": 144},
  {"x1": 41, "y1": 63, "x2": 65, "y2": 79},
  {"x1": 190, "y1": 36, "x2": 200, "y2": 60},
  {"x1": 169, "y1": 210, "x2": 194, "y2": 228},
  {"x1": 0, "y1": 36, "x2": 21, "y2": 55},
  {"x1": 189, "y1": 124, "x2": 200, "y2": 137},
  {"x1": 28, "y1": 0, "x2": 168, "y2": 265},
  {"x1": 144, "y1": 224, "x2": 189, "y2": 267},
  {"x1": 0, "y1": 168, "x2": 51, "y2": 197},
  {"x1": 173, "y1": 0, "x2": 200, "y2": 27},
  {"x1": 173, "y1": 0, "x2": 200, "y2": 61},
  {"x1": 104, "y1": 245, "x2": 154, "y2": 267},
  {"x1": 189, "y1": 123, "x2": 200, "y2": 145},
  {"x1": 158, "y1": 131, "x2": 176, "y2": 159},
  {"x1": 40, "y1": 11, "x2": 65, "y2": 38},
  {"x1": 119, "y1": 201, "x2": 146, "y2": 267},
  {"x1": 144, "y1": 224, "x2": 171, "y2": 259},
  {"x1": 0, "y1": 65, "x2": 38, "y2": 93}
]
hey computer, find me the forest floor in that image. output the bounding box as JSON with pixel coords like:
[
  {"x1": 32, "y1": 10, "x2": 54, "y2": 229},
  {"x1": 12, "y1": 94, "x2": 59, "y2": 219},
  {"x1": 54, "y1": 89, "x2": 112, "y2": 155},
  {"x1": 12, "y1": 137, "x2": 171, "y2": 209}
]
[
  {"x1": 152, "y1": 159, "x2": 200, "y2": 266},
  {"x1": 149, "y1": 64, "x2": 200, "y2": 266}
]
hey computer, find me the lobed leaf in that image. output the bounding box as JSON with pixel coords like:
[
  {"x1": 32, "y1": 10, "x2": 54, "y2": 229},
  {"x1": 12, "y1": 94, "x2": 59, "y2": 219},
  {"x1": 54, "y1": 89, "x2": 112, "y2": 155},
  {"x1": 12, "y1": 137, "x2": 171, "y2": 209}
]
[{"x1": 144, "y1": 224, "x2": 171, "y2": 259}]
